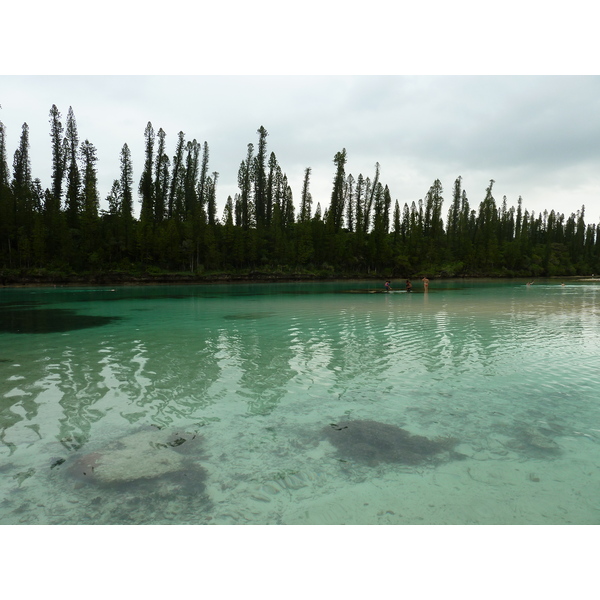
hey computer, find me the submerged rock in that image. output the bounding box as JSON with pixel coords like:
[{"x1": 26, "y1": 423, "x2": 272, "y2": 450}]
[
  {"x1": 491, "y1": 420, "x2": 563, "y2": 458},
  {"x1": 522, "y1": 427, "x2": 559, "y2": 450},
  {"x1": 507, "y1": 426, "x2": 561, "y2": 457},
  {"x1": 67, "y1": 429, "x2": 203, "y2": 485},
  {"x1": 322, "y1": 419, "x2": 462, "y2": 466}
]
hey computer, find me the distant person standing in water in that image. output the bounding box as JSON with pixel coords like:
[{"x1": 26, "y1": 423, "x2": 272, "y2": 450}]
[
  {"x1": 406, "y1": 279, "x2": 412, "y2": 292},
  {"x1": 422, "y1": 276, "x2": 429, "y2": 291},
  {"x1": 385, "y1": 280, "x2": 392, "y2": 292}
]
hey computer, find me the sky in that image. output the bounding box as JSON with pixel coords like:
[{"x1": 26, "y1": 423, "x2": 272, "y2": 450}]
[
  {"x1": 2, "y1": 74, "x2": 599, "y2": 224},
  {"x1": 2, "y1": 1, "x2": 600, "y2": 228}
]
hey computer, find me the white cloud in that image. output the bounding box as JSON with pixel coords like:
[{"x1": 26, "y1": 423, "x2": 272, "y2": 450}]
[{"x1": 1, "y1": 75, "x2": 599, "y2": 222}]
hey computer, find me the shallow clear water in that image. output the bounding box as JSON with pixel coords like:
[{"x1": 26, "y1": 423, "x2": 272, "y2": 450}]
[{"x1": 1, "y1": 279, "x2": 599, "y2": 524}]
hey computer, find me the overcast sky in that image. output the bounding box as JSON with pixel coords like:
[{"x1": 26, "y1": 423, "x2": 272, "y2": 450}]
[
  {"x1": 2, "y1": 75, "x2": 599, "y2": 224},
  {"x1": 2, "y1": 2, "x2": 600, "y2": 230}
]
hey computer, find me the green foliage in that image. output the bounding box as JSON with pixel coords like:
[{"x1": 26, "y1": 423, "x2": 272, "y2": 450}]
[{"x1": 0, "y1": 108, "x2": 598, "y2": 280}]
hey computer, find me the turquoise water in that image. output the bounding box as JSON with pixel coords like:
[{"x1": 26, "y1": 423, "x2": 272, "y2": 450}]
[{"x1": 1, "y1": 279, "x2": 599, "y2": 524}]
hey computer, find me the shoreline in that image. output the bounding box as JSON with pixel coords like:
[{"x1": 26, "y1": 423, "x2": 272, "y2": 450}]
[{"x1": 1, "y1": 272, "x2": 597, "y2": 289}]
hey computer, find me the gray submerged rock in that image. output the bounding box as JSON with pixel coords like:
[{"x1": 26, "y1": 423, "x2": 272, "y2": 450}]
[
  {"x1": 323, "y1": 419, "x2": 461, "y2": 466},
  {"x1": 68, "y1": 429, "x2": 202, "y2": 485}
]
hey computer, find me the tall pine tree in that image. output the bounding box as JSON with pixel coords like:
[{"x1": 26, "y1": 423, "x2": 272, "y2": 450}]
[
  {"x1": 64, "y1": 106, "x2": 81, "y2": 228},
  {"x1": 49, "y1": 104, "x2": 65, "y2": 203}
]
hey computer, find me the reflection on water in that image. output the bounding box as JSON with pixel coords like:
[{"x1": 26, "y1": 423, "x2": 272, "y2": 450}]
[{"x1": 1, "y1": 279, "x2": 600, "y2": 524}]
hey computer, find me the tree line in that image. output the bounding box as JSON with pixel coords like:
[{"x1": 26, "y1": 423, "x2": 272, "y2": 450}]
[{"x1": 1, "y1": 104, "x2": 599, "y2": 280}]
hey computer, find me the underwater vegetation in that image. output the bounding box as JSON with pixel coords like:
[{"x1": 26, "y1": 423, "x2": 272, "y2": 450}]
[{"x1": 323, "y1": 419, "x2": 464, "y2": 466}]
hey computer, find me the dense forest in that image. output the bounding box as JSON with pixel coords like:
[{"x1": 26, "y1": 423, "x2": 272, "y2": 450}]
[{"x1": 1, "y1": 104, "x2": 599, "y2": 283}]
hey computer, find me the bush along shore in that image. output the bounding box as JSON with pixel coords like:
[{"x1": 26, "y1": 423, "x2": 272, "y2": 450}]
[{"x1": 2, "y1": 111, "x2": 600, "y2": 286}]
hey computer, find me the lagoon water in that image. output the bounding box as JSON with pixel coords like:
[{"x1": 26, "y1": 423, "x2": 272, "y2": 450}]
[{"x1": 1, "y1": 279, "x2": 599, "y2": 525}]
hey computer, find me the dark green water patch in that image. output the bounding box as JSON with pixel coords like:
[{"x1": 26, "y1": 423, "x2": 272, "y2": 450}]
[
  {"x1": 0, "y1": 308, "x2": 122, "y2": 334},
  {"x1": 323, "y1": 419, "x2": 463, "y2": 466},
  {"x1": 0, "y1": 300, "x2": 45, "y2": 308},
  {"x1": 223, "y1": 312, "x2": 275, "y2": 320}
]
